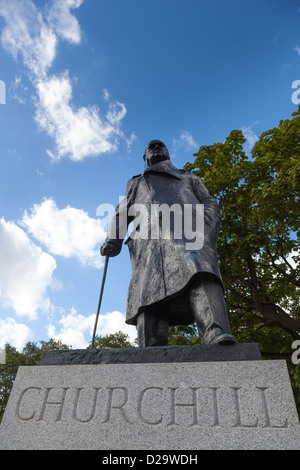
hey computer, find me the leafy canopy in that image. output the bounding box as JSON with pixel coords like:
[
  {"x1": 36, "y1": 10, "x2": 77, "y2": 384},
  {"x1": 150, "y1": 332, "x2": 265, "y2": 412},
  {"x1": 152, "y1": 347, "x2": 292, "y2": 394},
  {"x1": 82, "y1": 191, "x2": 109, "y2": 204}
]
[{"x1": 184, "y1": 107, "x2": 299, "y2": 349}]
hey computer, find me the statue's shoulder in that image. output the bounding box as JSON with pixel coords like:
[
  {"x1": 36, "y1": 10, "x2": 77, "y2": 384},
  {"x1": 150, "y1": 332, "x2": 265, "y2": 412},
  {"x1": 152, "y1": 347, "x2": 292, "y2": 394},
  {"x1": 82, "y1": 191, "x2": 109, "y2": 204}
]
[
  {"x1": 127, "y1": 173, "x2": 141, "y2": 182},
  {"x1": 126, "y1": 174, "x2": 142, "y2": 191},
  {"x1": 179, "y1": 169, "x2": 193, "y2": 178},
  {"x1": 179, "y1": 169, "x2": 203, "y2": 187},
  {"x1": 180, "y1": 169, "x2": 198, "y2": 178},
  {"x1": 128, "y1": 174, "x2": 142, "y2": 184}
]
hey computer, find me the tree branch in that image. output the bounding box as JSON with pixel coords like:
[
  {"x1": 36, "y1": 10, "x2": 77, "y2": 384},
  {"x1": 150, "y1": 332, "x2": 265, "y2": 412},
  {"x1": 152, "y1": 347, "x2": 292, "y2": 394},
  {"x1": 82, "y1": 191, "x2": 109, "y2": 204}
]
[
  {"x1": 247, "y1": 246, "x2": 300, "y2": 332},
  {"x1": 265, "y1": 245, "x2": 300, "y2": 287},
  {"x1": 222, "y1": 272, "x2": 251, "y2": 288}
]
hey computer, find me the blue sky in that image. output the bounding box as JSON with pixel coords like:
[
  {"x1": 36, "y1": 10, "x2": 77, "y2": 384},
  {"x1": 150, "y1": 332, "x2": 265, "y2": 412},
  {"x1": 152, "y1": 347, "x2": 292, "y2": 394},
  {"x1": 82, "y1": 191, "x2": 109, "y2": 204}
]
[{"x1": 0, "y1": 0, "x2": 299, "y2": 350}]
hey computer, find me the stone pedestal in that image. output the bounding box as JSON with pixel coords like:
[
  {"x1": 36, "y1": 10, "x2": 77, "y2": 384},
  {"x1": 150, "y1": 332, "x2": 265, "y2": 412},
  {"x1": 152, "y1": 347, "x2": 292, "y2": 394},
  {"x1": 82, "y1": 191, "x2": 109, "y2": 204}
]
[{"x1": 0, "y1": 345, "x2": 299, "y2": 450}]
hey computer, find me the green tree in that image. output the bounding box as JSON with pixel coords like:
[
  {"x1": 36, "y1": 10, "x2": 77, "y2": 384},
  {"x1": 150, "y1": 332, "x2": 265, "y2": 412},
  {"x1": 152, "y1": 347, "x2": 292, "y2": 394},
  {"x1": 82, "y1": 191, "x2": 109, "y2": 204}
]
[
  {"x1": 88, "y1": 331, "x2": 134, "y2": 349},
  {"x1": 0, "y1": 339, "x2": 70, "y2": 423},
  {"x1": 168, "y1": 325, "x2": 200, "y2": 346},
  {"x1": 184, "y1": 110, "x2": 299, "y2": 350}
]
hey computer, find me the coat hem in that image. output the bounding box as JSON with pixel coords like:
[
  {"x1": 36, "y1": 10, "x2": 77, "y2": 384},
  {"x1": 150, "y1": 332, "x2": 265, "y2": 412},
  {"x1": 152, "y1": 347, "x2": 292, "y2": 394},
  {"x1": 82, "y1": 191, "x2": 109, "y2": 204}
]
[{"x1": 125, "y1": 271, "x2": 223, "y2": 326}]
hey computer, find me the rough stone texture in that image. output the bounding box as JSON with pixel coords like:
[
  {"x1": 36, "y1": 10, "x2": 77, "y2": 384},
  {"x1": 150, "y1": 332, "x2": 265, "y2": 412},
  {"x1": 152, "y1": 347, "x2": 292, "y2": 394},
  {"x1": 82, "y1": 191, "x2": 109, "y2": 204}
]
[
  {"x1": 0, "y1": 360, "x2": 299, "y2": 450},
  {"x1": 40, "y1": 343, "x2": 261, "y2": 366}
]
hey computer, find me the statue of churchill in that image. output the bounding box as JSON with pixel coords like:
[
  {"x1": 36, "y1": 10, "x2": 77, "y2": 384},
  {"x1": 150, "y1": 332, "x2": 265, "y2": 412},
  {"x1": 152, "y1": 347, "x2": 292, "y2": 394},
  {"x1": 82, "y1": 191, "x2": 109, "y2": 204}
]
[{"x1": 101, "y1": 140, "x2": 237, "y2": 347}]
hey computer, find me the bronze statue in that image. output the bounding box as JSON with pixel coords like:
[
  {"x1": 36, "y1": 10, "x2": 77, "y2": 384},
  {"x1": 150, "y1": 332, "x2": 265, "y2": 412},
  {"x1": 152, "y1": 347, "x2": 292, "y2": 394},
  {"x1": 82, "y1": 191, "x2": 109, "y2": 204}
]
[{"x1": 101, "y1": 140, "x2": 236, "y2": 347}]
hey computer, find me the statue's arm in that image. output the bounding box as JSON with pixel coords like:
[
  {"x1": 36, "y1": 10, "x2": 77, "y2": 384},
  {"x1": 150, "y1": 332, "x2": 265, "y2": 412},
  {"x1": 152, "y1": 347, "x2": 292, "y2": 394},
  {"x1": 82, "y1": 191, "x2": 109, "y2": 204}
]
[
  {"x1": 190, "y1": 174, "x2": 221, "y2": 233},
  {"x1": 100, "y1": 178, "x2": 136, "y2": 257}
]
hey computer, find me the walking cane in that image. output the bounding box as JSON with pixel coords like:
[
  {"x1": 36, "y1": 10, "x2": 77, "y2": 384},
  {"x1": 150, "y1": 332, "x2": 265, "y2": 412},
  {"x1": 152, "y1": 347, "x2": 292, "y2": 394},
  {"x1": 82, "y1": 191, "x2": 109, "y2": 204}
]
[{"x1": 91, "y1": 255, "x2": 109, "y2": 349}]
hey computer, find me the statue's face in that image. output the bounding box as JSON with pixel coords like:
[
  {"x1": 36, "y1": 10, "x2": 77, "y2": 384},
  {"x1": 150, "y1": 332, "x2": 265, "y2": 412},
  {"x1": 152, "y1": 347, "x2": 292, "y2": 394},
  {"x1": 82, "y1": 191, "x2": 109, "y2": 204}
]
[{"x1": 144, "y1": 140, "x2": 170, "y2": 168}]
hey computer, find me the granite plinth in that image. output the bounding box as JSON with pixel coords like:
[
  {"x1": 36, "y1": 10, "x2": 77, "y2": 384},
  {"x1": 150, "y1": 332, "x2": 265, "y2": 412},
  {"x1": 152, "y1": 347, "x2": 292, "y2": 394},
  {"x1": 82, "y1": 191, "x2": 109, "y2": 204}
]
[{"x1": 0, "y1": 359, "x2": 299, "y2": 450}]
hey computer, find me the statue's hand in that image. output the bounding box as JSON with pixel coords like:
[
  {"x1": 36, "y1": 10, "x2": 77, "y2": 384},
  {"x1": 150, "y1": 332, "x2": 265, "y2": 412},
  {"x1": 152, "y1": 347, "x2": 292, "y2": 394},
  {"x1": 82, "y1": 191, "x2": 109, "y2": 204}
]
[{"x1": 100, "y1": 241, "x2": 120, "y2": 258}]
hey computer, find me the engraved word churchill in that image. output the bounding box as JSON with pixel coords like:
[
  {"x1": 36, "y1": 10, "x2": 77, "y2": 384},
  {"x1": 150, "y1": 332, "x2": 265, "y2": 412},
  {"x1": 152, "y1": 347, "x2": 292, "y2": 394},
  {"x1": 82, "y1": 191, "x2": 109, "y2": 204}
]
[{"x1": 15, "y1": 384, "x2": 288, "y2": 429}]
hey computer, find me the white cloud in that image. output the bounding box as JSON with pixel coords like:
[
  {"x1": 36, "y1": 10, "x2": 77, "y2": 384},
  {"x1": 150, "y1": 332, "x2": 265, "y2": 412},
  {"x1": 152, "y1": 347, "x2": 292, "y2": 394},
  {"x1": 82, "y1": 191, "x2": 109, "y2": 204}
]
[
  {"x1": 103, "y1": 88, "x2": 110, "y2": 102},
  {"x1": 96, "y1": 311, "x2": 137, "y2": 343},
  {"x1": 22, "y1": 198, "x2": 106, "y2": 269},
  {"x1": 9, "y1": 74, "x2": 28, "y2": 105},
  {"x1": 0, "y1": 218, "x2": 56, "y2": 319},
  {"x1": 47, "y1": 307, "x2": 95, "y2": 349},
  {"x1": 172, "y1": 131, "x2": 198, "y2": 158},
  {"x1": 0, "y1": 317, "x2": 32, "y2": 350},
  {"x1": 48, "y1": 308, "x2": 137, "y2": 349},
  {"x1": 179, "y1": 131, "x2": 198, "y2": 149},
  {"x1": 35, "y1": 74, "x2": 124, "y2": 161},
  {"x1": 0, "y1": 0, "x2": 134, "y2": 161},
  {"x1": 241, "y1": 121, "x2": 259, "y2": 152},
  {"x1": 106, "y1": 100, "x2": 127, "y2": 126},
  {"x1": 0, "y1": 0, "x2": 57, "y2": 78},
  {"x1": 0, "y1": 0, "x2": 82, "y2": 76},
  {"x1": 47, "y1": 0, "x2": 83, "y2": 45},
  {"x1": 294, "y1": 45, "x2": 300, "y2": 56},
  {"x1": 124, "y1": 132, "x2": 138, "y2": 151},
  {"x1": 284, "y1": 249, "x2": 298, "y2": 271}
]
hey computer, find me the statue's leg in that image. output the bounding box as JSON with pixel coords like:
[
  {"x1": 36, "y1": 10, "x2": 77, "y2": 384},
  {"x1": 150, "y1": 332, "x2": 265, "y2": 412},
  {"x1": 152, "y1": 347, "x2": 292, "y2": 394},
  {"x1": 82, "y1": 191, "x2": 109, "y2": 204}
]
[
  {"x1": 137, "y1": 310, "x2": 169, "y2": 347},
  {"x1": 189, "y1": 277, "x2": 237, "y2": 345}
]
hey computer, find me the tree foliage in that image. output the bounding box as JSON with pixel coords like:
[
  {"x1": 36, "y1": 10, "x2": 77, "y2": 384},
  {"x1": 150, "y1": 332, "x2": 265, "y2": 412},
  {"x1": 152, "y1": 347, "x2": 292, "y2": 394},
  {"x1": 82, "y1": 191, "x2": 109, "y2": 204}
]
[
  {"x1": 184, "y1": 108, "x2": 299, "y2": 351},
  {"x1": 168, "y1": 325, "x2": 200, "y2": 345},
  {"x1": 88, "y1": 331, "x2": 134, "y2": 349}
]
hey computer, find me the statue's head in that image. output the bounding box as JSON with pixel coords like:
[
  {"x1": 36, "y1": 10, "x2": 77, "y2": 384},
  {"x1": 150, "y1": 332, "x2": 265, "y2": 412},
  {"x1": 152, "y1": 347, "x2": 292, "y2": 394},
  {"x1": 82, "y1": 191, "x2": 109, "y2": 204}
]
[{"x1": 143, "y1": 140, "x2": 170, "y2": 168}]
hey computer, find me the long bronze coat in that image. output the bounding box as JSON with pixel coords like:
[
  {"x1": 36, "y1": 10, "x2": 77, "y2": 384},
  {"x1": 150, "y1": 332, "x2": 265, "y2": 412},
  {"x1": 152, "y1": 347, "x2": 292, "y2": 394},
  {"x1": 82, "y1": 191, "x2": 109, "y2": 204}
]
[{"x1": 106, "y1": 160, "x2": 222, "y2": 326}]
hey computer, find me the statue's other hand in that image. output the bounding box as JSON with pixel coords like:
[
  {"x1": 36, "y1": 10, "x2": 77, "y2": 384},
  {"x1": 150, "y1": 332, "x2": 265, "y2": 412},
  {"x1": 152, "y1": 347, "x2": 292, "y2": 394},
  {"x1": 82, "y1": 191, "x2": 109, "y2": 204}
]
[{"x1": 100, "y1": 241, "x2": 120, "y2": 258}]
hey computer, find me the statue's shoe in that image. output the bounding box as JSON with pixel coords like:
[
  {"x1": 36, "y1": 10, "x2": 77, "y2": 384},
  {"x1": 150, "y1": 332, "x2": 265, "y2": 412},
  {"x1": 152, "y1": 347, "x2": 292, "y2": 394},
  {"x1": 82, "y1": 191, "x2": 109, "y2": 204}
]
[{"x1": 209, "y1": 333, "x2": 237, "y2": 345}]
